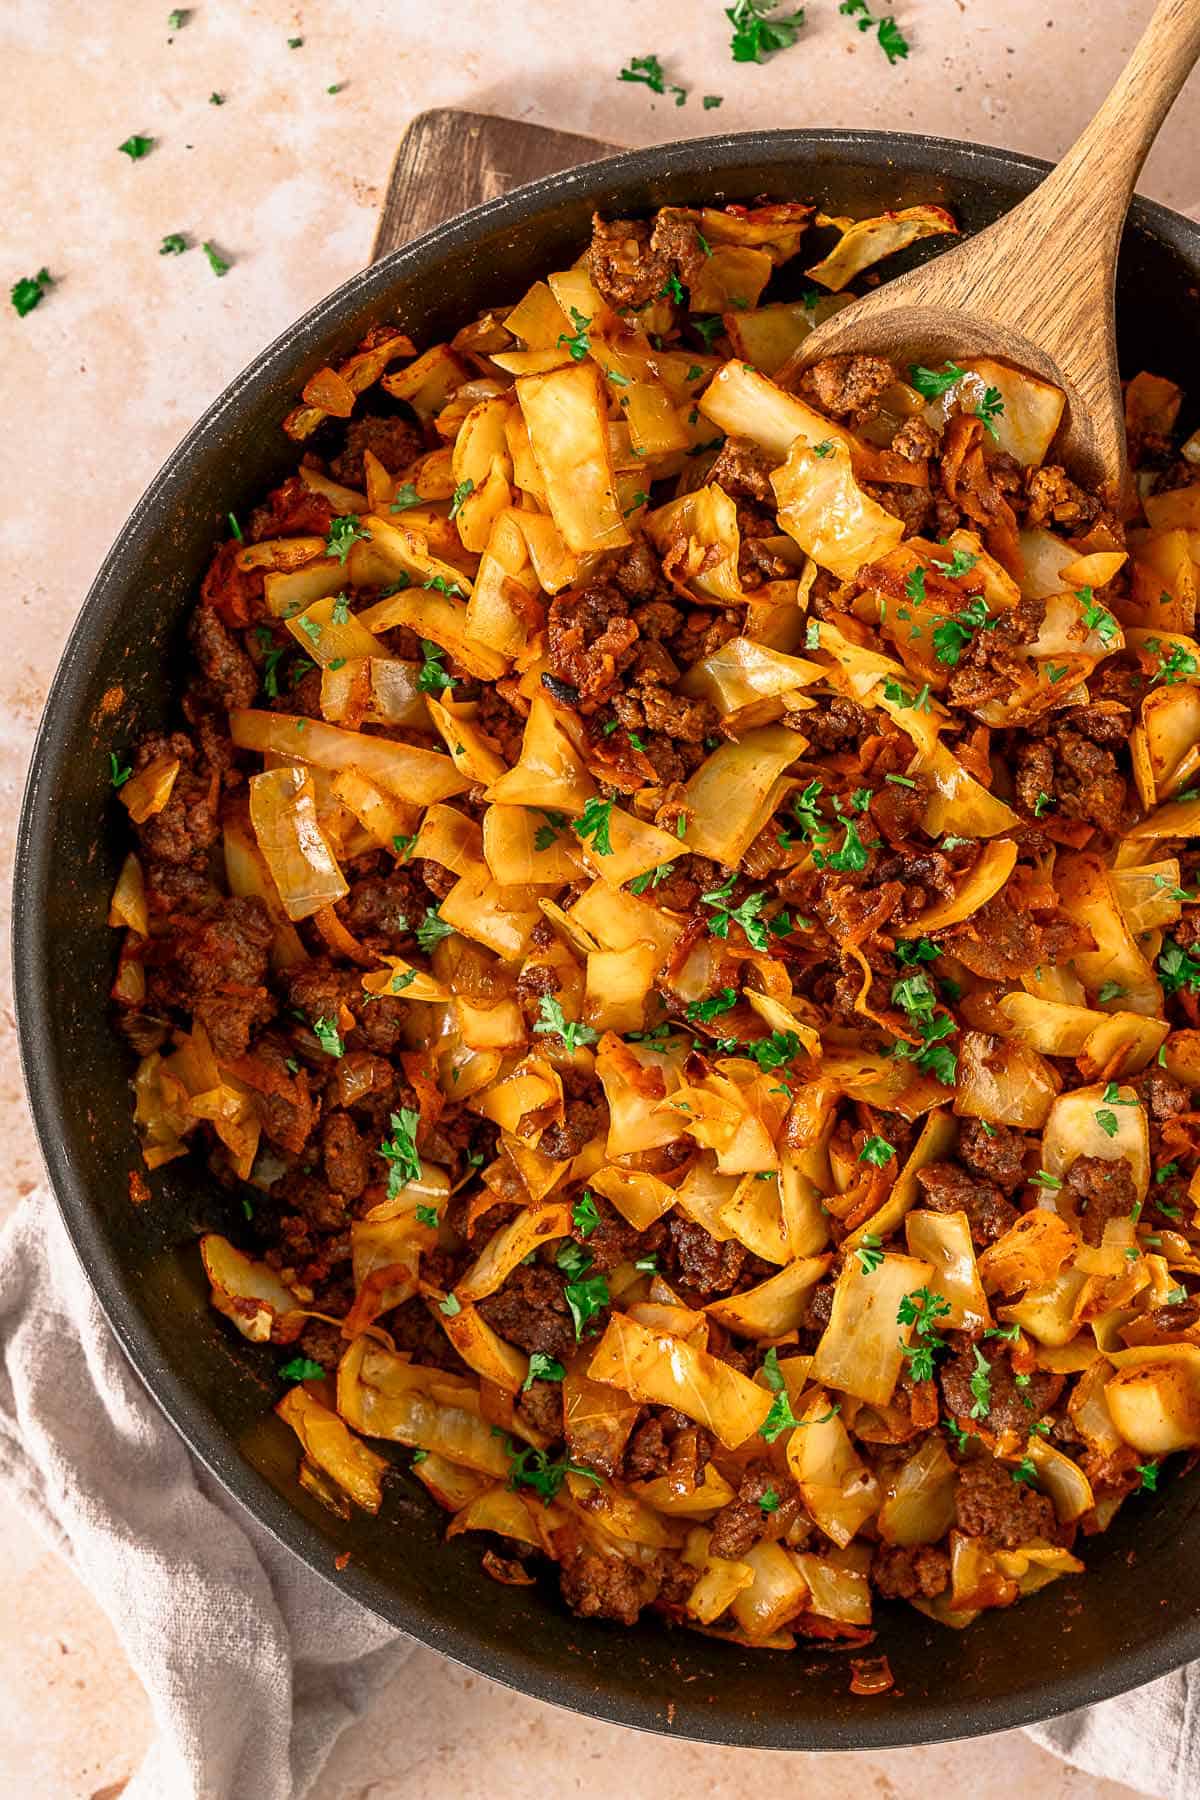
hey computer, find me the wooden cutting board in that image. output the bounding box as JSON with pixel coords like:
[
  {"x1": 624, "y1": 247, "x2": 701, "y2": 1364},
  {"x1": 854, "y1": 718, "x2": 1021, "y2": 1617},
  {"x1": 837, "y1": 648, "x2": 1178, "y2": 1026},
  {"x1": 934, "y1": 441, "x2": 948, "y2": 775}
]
[{"x1": 372, "y1": 109, "x2": 621, "y2": 260}]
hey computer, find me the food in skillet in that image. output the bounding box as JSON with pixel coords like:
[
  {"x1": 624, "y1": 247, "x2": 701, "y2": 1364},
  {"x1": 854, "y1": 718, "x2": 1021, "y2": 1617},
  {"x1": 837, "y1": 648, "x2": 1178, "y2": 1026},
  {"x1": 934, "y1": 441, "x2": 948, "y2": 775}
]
[{"x1": 109, "y1": 194, "x2": 1200, "y2": 1656}]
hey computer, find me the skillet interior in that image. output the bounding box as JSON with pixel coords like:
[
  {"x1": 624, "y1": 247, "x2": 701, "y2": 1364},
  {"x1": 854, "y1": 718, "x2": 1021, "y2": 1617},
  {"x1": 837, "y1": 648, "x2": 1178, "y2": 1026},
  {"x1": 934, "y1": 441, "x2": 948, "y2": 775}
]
[{"x1": 15, "y1": 128, "x2": 1200, "y2": 1750}]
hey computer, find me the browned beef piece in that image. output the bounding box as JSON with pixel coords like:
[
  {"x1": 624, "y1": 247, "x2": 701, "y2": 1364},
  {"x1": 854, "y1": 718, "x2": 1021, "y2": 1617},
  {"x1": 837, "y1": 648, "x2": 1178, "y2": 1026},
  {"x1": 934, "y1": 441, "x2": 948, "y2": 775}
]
[
  {"x1": 517, "y1": 1377, "x2": 564, "y2": 1439},
  {"x1": 870, "y1": 773, "x2": 928, "y2": 848},
  {"x1": 557, "y1": 1538, "x2": 651, "y2": 1625},
  {"x1": 940, "y1": 1340, "x2": 1064, "y2": 1437},
  {"x1": 867, "y1": 482, "x2": 935, "y2": 537},
  {"x1": 516, "y1": 962, "x2": 561, "y2": 1005},
  {"x1": 338, "y1": 867, "x2": 429, "y2": 945},
  {"x1": 1023, "y1": 464, "x2": 1103, "y2": 531},
  {"x1": 612, "y1": 678, "x2": 717, "y2": 745},
  {"x1": 665, "y1": 1218, "x2": 748, "y2": 1298},
  {"x1": 624, "y1": 1410, "x2": 711, "y2": 1488},
  {"x1": 189, "y1": 605, "x2": 258, "y2": 712},
  {"x1": 872, "y1": 1542, "x2": 951, "y2": 1601},
  {"x1": 798, "y1": 353, "x2": 895, "y2": 423},
  {"x1": 245, "y1": 1035, "x2": 316, "y2": 1153},
  {"x1": 416, "y1": 856, "x2": 456, "y2": 901},
  {"x1": 891, "y1": 418, "x2": 938, "y2": 462},
  {"x1": 644, "y1": 854, "x2": 719, "y2": 913},
  {"x1": 708, "y1": 438, "x2": 777, "y2": 505},
  {"x1": 571, "y1": 1192, "x2": 648, "y2": 1274},
  {"x1": 587, "y1": 214, "x2": 669, "y2": 311},
  {"x1": 474, "y1": 683, "x2": 526, "y2": 763},
  {"x1": 322, "y1": 1112, "x2": 370, "y2": 1200},
  {"x1": 295, "y1": 1317, "x2": 346, "y2": 1370},
  {"x1": 477, "y1": 1264, "x2": 579, "y2": 1364},
  {"x1": 1130, "y1": 1065, "x2": 1192, "y2": 1120},
  {"x1": 708, "y1": 1470, "x2": 805, "y2": 1560},
  {"x1": 944, "y1": 894, "x2": 1090, "y2": 983},
  {"x1": 248, "y1": 474, "x2": 334, "y2": 543},
  {"x1": 1066, "y1": 1155, "x2": 1137, "y2": 1246},
  {"x1": 546, "y1": 580, "x2": 639, "y2": 710},
  {"x1": 276, "y1": 1171, "x2": 349, "y2": 1233},
  {"x1": 873, "y1": 849, "x2": 955, "y2": 917},
  {"x1": 328, "y1": 414, "x2": 424, "y2": 487},
  {"x1": 633, "y1": 597, "x2": 684, "y2": 642},
  {"x1": 1015, "y1": 724, "x2": 1126, "y2": 834},
  {"x1": 915, "y1": 1162, "x2": 1019, "y2": 1248},
  {"x1": 795, "y1": 695, "x2": 871, "y2": 752},
  {"x1": 944, "y1": 596, "x2": 1044, "y2": 710},
  {"x1": 957, "y1": 1119, "x2": 1029, "y2": 1196},
  {"x1": 133, "y1": 732, "x2": 220, "y2": 875},
  {"x1": 649, "y1": 210, "x2": 709, "y2": 288},
  {"x1": 802, "y1": 1276, "x2": 836, "y2": 1335},
  {"x1": 281, "y1": 957, "x2": 409, "y2": 1058},
  {"x1": 955, "y1": 1457, "x2": 1059, "y2": 1548},
  {"x1": 386, "y1": 1297, "x2": 469, "y2": 1374},
  {"x1": 612, "y1": 539, "x2": 668, "y2": 603},
  {"x1": 147, "y1": 895, "x2": 275, "y2": 1061},
  {"x1": 538, "y1": 1071, "x2": 607, "y2": 1161}
]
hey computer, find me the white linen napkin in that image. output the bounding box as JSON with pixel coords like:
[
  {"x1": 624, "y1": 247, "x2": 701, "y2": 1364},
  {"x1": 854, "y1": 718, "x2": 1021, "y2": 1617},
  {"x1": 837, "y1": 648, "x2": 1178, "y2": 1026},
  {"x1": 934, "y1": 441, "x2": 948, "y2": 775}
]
[{"x1": 0, "y1": 1185, "x2": 1192, "y2": 1799}]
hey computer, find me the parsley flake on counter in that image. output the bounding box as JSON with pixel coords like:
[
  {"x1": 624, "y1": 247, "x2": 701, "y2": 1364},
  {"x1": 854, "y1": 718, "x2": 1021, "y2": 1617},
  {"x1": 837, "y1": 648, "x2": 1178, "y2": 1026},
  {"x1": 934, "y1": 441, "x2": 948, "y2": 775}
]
[
  {"x1": 209, "y1": 92, "x2": 225, "y2": 105},
  {"x1": 168, "y1": 8, "x2": 188, "y2": 28},
  {"x1": 201, "y1": 240, "x2": 231, "y2": 277},
  {"x1": 618, "y1": 54, "x2": 688, "y2": 104},
  {"x1": 159, "y1": 233, "x2": 188, "y2": 255},
  {"x1": 312, "y1": 1016, "x2": 344, "y2": 1058},
  {"x1": 727, "y1": 0, "x2": 807, "y2": 63},
  {"x1": 11, "y1": 267, "x2": 53, "y2": 317},
  {"x1": 380, "y1": 1107, "x2": 422, "y2": 1196},
  {"x1": 119, "y1": 134, "x2": 155, "y2": 160},
  {"x1": 703, "y1": 94, "x2": 724, "y2": 109},
  {"x1": 534, "y1": 993, "x2": 599, "y2": 1053}
]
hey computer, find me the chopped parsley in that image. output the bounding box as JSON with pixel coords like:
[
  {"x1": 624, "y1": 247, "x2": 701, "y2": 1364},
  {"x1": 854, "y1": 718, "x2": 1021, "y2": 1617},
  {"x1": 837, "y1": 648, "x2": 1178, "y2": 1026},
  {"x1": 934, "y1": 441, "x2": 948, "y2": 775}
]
[
  {"x1": 168, "y1": 9, "x2": 187, "y2": 28},
  {"x1": 701, "y1": 877, "x2": 769, "y2": 951},
  {"x1": 896, "y1": 1286, "x2": 951, "y2": 1382},
  {"x1": 895, "y1": 937, "x2": 939, "y2": 965},
  {"x1": 1030, "y1": 1170, "x2": 1062, "y2": 1190},
  {"x1": 813, "y1": 439, "x2": 835, "y2": 458},
  {"x1": 390, "y1": 483, "x2": 424, "y2": 512},
  {"x1": 889, "y1": 971, "x2": 958, "y2": 1085},
  {"x1": 392, "y1": 833, "x2": 415, "y2": 860},
  {"x1": 968, "y1": 1346, "x2": 992, "y2": 1419},
  {"x1": 557, "y1": 306, "x2": 592, "y2": 361},
  {"x1": 417, "y1": 638, "x2": 455, "y2": 694},
  {"x1": 415, "y1": 907, "x2": 453, "y2": 953},
  {"x1": 909, "y1": 361, "x2": 964, "y2": 399},
  {"x1": 448, "y1": 478, "x2": 474, "y2": 521},
  {"x1": 209, "y1": 92, "x2": 224, "y2": 104},
  {"x1": 534, "y1": 993, "x2": 599, "y2": 1053},
  {"x1": 660, "y1": 272, "x2": 686, "y2": 305},
  {"x1": 1135, "y1": 1462, "x2": 1159, "y2": 1493},
  {"x1": 623, "y1": 489, "x2": 650, "y2": 517},
  {"x1": 932, "y1": 547, "x2": 979, "y2": 580},
  {"x1": 109, "y1": 751, "x2": 133, "y2": 788},
  {"x1": 629, "y1": 862, "x2": 675, "y2": 895},
  {"x1": 617, "y1": 54, "x2": 688, "y2": 105},
  {"x1": 572, "y1": 1193, "x2": 600, "y2": 1237},
  {"x1": 779, "y1": 777, "x2": 832, "y2": 849},
  {"x1": 703, "y1": 94, "x2": 724, "y2": 109},
  {"x1": 201, "y1": 240, "x2": 230, "y2": 277},
  {"x1": 839, "y1": 0, "x2": 909, "y2": 62},
  {"x1": 758, "y1": 1346, "x2": 801, "y2": 1441},
  {"x1": 533, "y1": 809, "x2": 567, "y2": 852},
  {"x1": 119, "y1": 134, "x2": 155, "y2": 160},
  {"x1": 297, "y1": 615, "x2": 322, "y2": 647},
  {"x1": 1095, "y1": 1109, "x2": 1120, "y2": 1139},
  {"x1": 742, "y1": 1030, "x2": 802, "y2": 1074},
  {"x1": 389, "y1": 971, "x2": 416, "y2": 994},
  {"x1": 423, "y1": 574, "x2": 466, "y2": 600},
  {"x1": 1011, "y1": 1457, "x2": 1038, "y2": 1487},
  {"x1": 855, "y1": 1232, "x2": 885, "y2": 1275},
  {"x1": 564, "y1": 1273, "x2": 610, "y2": 1339},
  {"x1": 1078, "y1": 586, "x2": 1119, "y2": 645},
  {"x1": 984, "y1": 1321, "x2": 1021, "y2": 1343},
  {"x1": 11, "y1": 267, "x2": 53, "y2": 317},
  {"x1": 415, "y1": 1205, "x2": 440, "y2": 1229},
  {"x1": 821, "y1": 818, "x2": 871, "y2": 873},
  {"x1": 691, "y1": 314, "x2": 724, "y2": 352},
  {"x1": 379, "y1": 1107, "x2": 422, "y2": 1197},
  {"x1": 975, "y1": 385, "x2": 1005, "y2": 442},
  {"x1": 688, "y1": 988, "x2": 738, "y2": 1024},
  {"x1": 572, "y1": 795, "x2": 614, "y2": 856},
  {"x1": 523, "y1": 1353, "x2": 566, "y2": 1392},
  {"x1": 904, "y1": 565, "x2": 926, "y2": 604},
  {"x1": 1148, "y1": 639, "x2": 1199, "y2": 686},
  {"x1": 1034, "y1": 791, "x2": 1055, "y2": 818},
  {"x1": 758, "y1": 1485, "x2": 781, "y2": 1514},
  {"x1": 932, "y1": 596, "x2": 992, "y2": 667},
  {"x1": 325, "y1": 514, "x2": 371, "y2": 565},
  {"x1": 159, "y1": 233, "x2": 188, "y2": 255},
  {"x1": 499, "y1": 1434, "x2": 600, "y2": 1502},
  {"x1": 312, "y1": 1016, "x2": 344, "y2": 1058},
  {"x1": 279, "y1": 1356, "x2": 325, "y2": 1383},
  {"x1": 727, "y1": 0, "x2": 808, "y2": 62},
  {"x1": 859, "y1": 1135, "x2": 895, "y2": 1166}
]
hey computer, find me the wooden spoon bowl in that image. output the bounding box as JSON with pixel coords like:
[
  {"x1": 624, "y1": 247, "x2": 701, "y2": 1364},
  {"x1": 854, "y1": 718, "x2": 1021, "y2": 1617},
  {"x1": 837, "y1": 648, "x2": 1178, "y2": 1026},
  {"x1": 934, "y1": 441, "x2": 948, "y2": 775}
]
[{"x1": 795, "y1": 0, "x2": 1200, "y2": 504}]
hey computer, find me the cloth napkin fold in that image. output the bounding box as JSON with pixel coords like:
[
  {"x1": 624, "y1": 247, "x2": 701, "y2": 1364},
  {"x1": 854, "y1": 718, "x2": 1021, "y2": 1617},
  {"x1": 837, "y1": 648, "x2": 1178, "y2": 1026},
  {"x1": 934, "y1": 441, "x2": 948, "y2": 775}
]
[{"x1": 0, "y1": 1185, "x2": 1192, "y2": 1800}]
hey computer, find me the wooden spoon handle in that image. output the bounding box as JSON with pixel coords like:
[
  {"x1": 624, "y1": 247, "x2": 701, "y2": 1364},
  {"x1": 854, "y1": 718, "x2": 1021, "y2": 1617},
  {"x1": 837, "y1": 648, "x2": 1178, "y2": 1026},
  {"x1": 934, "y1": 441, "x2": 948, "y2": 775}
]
[{"x1": 1030, "y1": 0, "x2": 1200, "y2": 240}]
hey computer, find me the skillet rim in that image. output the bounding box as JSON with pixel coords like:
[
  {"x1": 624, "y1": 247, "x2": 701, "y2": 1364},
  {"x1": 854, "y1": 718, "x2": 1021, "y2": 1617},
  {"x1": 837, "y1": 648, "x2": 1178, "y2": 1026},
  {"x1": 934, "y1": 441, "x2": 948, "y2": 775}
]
[{"x1": 14, "y1": 124, "x2": 1200, "y2": 1750}]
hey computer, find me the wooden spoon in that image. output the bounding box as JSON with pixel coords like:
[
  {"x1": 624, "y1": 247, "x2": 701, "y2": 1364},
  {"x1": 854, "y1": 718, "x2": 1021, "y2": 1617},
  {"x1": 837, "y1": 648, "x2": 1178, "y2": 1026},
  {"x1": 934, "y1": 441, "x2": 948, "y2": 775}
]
[{"x1": 794, "y1": 0, "x2": 1200, "y2": 502}]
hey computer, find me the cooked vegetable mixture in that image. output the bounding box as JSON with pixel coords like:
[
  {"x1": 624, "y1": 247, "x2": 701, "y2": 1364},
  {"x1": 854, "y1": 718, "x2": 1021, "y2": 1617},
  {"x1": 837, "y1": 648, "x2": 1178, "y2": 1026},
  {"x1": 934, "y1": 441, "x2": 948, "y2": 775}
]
[{"x1": 110, "y1": 195, "x2": 1200, "y2": 1656}]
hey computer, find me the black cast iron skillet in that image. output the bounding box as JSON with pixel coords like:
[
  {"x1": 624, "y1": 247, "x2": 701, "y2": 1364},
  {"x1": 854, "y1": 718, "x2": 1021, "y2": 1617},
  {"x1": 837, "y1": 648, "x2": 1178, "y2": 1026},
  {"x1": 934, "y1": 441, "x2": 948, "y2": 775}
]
[{"x1": 15, "y1": 128, "x2": 1200, "y2": 1750}]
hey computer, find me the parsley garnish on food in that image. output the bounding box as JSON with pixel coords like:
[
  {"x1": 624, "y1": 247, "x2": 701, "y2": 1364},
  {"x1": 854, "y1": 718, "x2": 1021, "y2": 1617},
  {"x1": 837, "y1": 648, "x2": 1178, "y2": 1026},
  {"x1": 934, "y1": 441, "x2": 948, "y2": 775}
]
[
  {"x1": 1011, "y1": 1456, "x2": 1038, "y2": 1486},
  {"x1": 389, "y1": 970, "x2": 416, "y2": 994},
  {"x1": 727, "y1": 0, "x2": 808, "y2": 63},
  {"x1": 688, "y1": 987, "x2": 738, "y2": 1024},
  {"x1": 895, "y1": 937, "x2": 938, "y2": 965},
  {"x1": 1030, "y1": 1170, "x2": 1062, "y2": 1190},
  {"x1": 572, "y1": 1193, "x2": 600, "y2": 1237},
  {"x1": 415, "y1": 1204, "x2": 440, "y2": 1229},
  {"x1": 564, "y1": 1272, "x2": 610, "y2": 1340},
  {"x1": 1033, "y1": 790, "x2": 1055, "y2": 818},
  {"x1": 968, "y1": 1346, "x2": 992, "y2": 1418},
  {"x1": 839, "y1": 0, "x2": 909, "y2": 61},
  {"x1": 201, "y1": 241, "x2": 230, "y2": 277},
  {"x1": 779, "y1": 777, "x2": 832, "y2": 849},
  {"x1": 758, "y1": 1346, "x2": 801, "y2": 1441},
  {"x1": 499, "y1": 1433, "x2": 600, "y2": 1502},
  {"x1": 415, "y1": 906, "x2": 453, "y2": 953},
  {"x1": 904, "y1": 565, "x2": 926, "y2": 604},
  {"x1": 660, "y1": 272, "x2": 686, "y2": 305},
  {"x1": 855, "y1": 1233, "x2": 885, "y2": 1275},
  {"x1": 423, "y1": 574, "x2": 466, "y2": 600},
  {"x1": 932, "y1": 596, "x2": 991, "y2": 667},
  {"x1": 11, "y1": 267, "x2": 53, "y2": 317},
  {"x1": 858, "y1": 1136, "x2": 895, "y2": 1166},
  {"x1": 533, "y1": 809, "x2": 566, "y2": 852},
  {"x1": 742, "y1": 1030, "x2": 802, "y2": 1075},
  {"x1": 557, "y1": 305, "x2": 592, "y2": 361},
  {"x1": 534, "y1": 993, "x2": 599, "y2": 1053},
  {"x1": 439, "y1": 1293, "x2": 462, "y2": 1316},
  {"x1": 617, "y1": 54, "x2": 688, "y2": 105},
  {"x1": 1095, "y1": 1108, "x2": 1120, "y2": 1139},
  {"x1": 932, "y1": 547, "x2": 979, "y2": 580},
  {"x1": 325, "y1": 514, "x2": 371, "y2": 564},
  {"x1": 1135, "y1": 1462, "x2": 1160, "y2": 1493},
  {"x1": 896, "y1": 1286, "x2": 951, "y2": 1382},
  {"x1": 119, "y1": 134, "x2": 155, "y2": 160},
  {"x1": 279, "y1": 1356, "x2": 325, "y2": 1383},
  {"x1": 523, "y1": 1353, "x2": 566, "y2": 1393},
  {"x1": 298, "y1": 615, "x2": 322, "y2": 647},
  {"x1": 975, "y1": 385, "x2": 1005, "y2": 442},
  {"x1": 572, "y1": 795, "x2": 615, "y2": 856},
  {"x1": 701, "y1": 876, "x2": 770, "y2": 951},
  {"x1": 159, "y1": 233, "x2": 188, "y2": 255},
  {"x1": 1147, "y1": 638, "x2": 1199, "y2": 686},
  {"x1": 821, "y1": 818, "x2": 871, "y2": 873},
  {"x1": 890, "y1": 971, "x2": 958, "y2": 1085},
  {"x1": 448, "y1": 478, "x2": 474, "y2": 521},
  {"x1": 910, "y1": 361, "x2": 964, "y2": 398},
  {"x1": 109, "y1": 751, "x2": 133, "y2": 788},
  {"x1": 312, "y1": 1016, "x2": 344, "y2": 1058},
  {"x1": 629, "y1": 862, "x2": 675, "y2": 895},
  {"x1": 390, "y1": 483, "x2": 423, "y2": 513},
  {"x1": 379, "y1": 1107, "x2": 422, "y2": 1197},
  {"x1": 691, "y1": 314, "x2": 724, "y2": 352},
  {"x1": 1077, "y1": 585, "x2": 1119, "y2": 644},
  {"x1": 812, "y1": 439, "x2": 835, "y2": 458},
  {"x1": 417, "y1": 638, "x2": 454, "y2": 694}
]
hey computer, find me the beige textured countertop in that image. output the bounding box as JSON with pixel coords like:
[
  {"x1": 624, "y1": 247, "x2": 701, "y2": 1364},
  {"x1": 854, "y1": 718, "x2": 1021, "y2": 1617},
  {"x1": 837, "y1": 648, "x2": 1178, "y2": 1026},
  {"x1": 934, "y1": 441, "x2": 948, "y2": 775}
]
[{"x1": 3, "y1": 0, "x2": 1196, "y2": 1793}]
